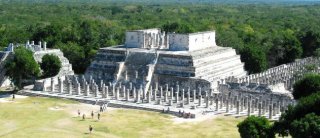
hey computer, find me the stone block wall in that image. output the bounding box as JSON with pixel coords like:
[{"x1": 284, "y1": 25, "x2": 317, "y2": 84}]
[{"x1": 33, "y1": 49, "x2": 74, "y2": 76}]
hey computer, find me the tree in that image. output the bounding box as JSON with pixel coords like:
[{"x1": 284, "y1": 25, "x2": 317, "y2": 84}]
[
  {"x1": 293, "y1": 74, "x2": 320, "y2": 99},
  {"x1": 290, "y1": 113, "x2": 320, "y2": 138},
  {"x1": 5, "y1": 47, "x2": 40, "y2": 89},
  {"x1": 274, "y1": 92, "x2": 320, "y2": 136},
  {"x1": 237, "y1": 116, "x2": 274, "y2": 138},
  {"x1": 240, "y1": 44, "x2": 268, "y2": 74},
  {"x1": 54, "y1": 42, "x2": 86, "y2": 74},
  {"x1": 40, "y1": 54, "x2": 62, "y2": 78}
]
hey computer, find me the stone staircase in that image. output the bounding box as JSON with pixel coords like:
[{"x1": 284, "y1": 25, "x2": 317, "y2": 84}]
[
  {"x1": 85, "y1": 48, "x2": 126, "y2": 83},
  {"x1": 116, "y1": 51, "x2": 158, "y2": 89}
]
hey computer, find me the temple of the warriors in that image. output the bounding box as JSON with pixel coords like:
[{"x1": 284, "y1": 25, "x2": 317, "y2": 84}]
[
  {"x1": 7, "y1": 28, "x2": 319, "y2": 120},
  {"x1": 85, "y1": 28, "x2": 247, "y2": 92}
]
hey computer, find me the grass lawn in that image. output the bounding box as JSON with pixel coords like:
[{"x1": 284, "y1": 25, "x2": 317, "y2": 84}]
[{"x1": 0, "y1": 96, "x2": 244, "y2": 138}]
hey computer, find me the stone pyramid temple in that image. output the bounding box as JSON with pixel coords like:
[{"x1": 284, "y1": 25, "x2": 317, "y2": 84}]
[{"x1": 85, "y1": 28, "x2": 247, "y2": 92}]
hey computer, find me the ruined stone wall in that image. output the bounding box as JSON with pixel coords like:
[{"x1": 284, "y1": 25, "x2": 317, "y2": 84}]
[
  {"x1": 33, "y1": 49, "x2": 74, "y2": 76},
  {"x1": 168, "y1": 31, "x2": 216, "y2": 51}
]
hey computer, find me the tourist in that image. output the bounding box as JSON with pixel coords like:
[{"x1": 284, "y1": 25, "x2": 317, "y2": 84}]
[
  {"x1": 78, "y1": 109, "x2": 81, "y2": 117},
  {"x1": 89, "y1": 125, "x2": 93, "y2": 134},
  {"x1": 82, "y1": 114, "x2": 86, "y2": 120},
  {"x1": 91, "y1": 111, "x2": 94, "y2": 119},
  {"x1": 12, "y1": 94, "x2": 15, "y2": 101},
  {"x1": 97, "y1": 113, "x2": 100, "y2": 120},
  {"x1": 100, "y1": 106, "x2": 103, "y2": 112}
]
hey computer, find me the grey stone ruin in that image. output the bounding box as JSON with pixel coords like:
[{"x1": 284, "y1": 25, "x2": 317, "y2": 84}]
[
  {"x1": 58, "y1": 78, "x2": 63, "y2": 93},
  {"x1": 105, "y1": 86, "x2": 109, "y2": 99},
  {"x1": 236, "y1": 100, "x2": 240, "y2": 115},
  {"x1": 193, "y1": 90, "x2": 196, "y2": 103},
  {"x1": 198, "y1": 95, "x2": 202, "y2": 106},
  {"x1": 115, "y1": 87, "x2": 119, "y2": 100},
  {"x1": 85, "y1": 83, "x2": 89, "y2": 96},
  {"x1": 247, "y1": 101, "x2": 251, "y2": 116},
  {"x1": 51, "y1": 78, "x2": 55, "y2": 92},
  {"x1": 76, "y1": 82, "x2": 81, "y2": 95},
  {"x1": 215, "y1": 98, "x2": 219, "y2": 111},
  {"x1": 187, "y1": 89, "x2": 190, "y2": 105},
  {"x1": 68, "y1": 81, "x2": 72, "y2": 95},
  {"x1": 126, "y1": 89, "x2": 130, "y2": 101},
  {"x1": 258, "y1": 102, "x2": 262, "y2": 116},
  {"x1": 269, "y1": 104, "x2": 273, "y2": 119},
  {"x1": 170, "y1": 87, "x2": 174, "y2": 100},
  {"x1": 147, "y1": 90, "x2": 151, "y2": 103}
]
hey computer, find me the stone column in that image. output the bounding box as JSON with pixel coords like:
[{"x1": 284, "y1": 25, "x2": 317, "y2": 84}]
[
  {"x1": 68, "y1": 81, "x2": 72, "y2": 95},
  {"x1": 115, "y1": 87, "x2": 119, "y2": 100},
  {"x1": 187, "y1": 89, "x2": 190, "y2": 105},
  {"x1": 76, "y1": 82, "x2": 81, "y2": 95},
  {"x1": 164, "y1": 89, "x2": 168, "y2": 102},
  {"x1": 150, "y1": 85, "x2": 153, "y2": 99},
  {"x1": 215, "y1": 98, "x2": 219, "y2": 111},
  {"x1": 226, "y1": 99, "x2": 229, "y2": 113},
  {"x1": 175, "y1": 91, "x2": 179, "y2": 103},
  {"x1": 85, "y1": 83, "x2": 89, "y2": 96},
  {"x1": 126, "y1": 89, "x2": 130, "y2": 101},
  {"x1": 95, "y1": 84, "x2": 99, "y2": 97},
  {"x1": 59, "y1": 78, "x2": 63, "y2": 93},
  {"x1": 147, "y1": 91, "x2": 151, "y2": 103},
  {"x1": 206, "y1": 96, "x2": 209, "y2": 108},
  {"x1": 269, "y1": 104, "x2": 273, "y2": 119},
  {"x1": 105, "y1": 86, "x2": 109, "y2": 99},
  {"x1": 198, "y1": 95, "x2": 202, "y2": 106},
  {"x1": 136, "y1": 89, "x2": 140, "y2": 103},
  {"x1": 51, "y1": 78, "x2": 55, "y2": 92},
  {"x1": 43, "y1": 41, "x2": 47, "y2": 51},
  {"x1": 112, "y1": 85, "x2": 115, "y2": 96},
  {"x1": 247, "y1": 101, "x2": 251, "y2": 116},
  {"x1": 122, "y1": 85, "x2": 126, "y2": 98},
  {"x1": 102, "y1": 84, "x2": 106, "y2": 98},
  {"x1": 219, "y1": 95, "x2": 223, "y2": 109},
  {"x1": 133, "y1": 87, "x2": 136, "y2": 100},
  {"x1": 258, "y1": 102, "x2": 262, "y2": 116},
  {"x1": 236, "y1": 100, "x2": 240, "y2": 115},
  {"x1": 193, "y1": 90, "x2": 196, "y2": 102},
  {"x1": 170, "y1": 87, "x2": 174, "y2": 100},
  {"x1": 240, "y1": 97, "x2": 244, "y2": 112},
  {"x1": 160, "y1": 86, "x2": 163, "y2": 100},
  {"x1": 142, "y1": 85, "x2": 146, "y2": 100},
  {"x1": 181, "y1": 89, "x2": 185, "y2": 103}
]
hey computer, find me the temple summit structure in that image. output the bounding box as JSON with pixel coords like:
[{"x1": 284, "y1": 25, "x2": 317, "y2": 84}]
[{"x1": 85, "y1": 28, "x2": 247, "y2": 92}]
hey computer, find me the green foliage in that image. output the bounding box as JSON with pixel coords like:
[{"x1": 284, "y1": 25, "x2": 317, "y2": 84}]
[
  {"x1": 293, "y1": 74, "x2": 320, "y2": 99},
  {"x1": 240, "y1": 45, "x2": 268, "y2": 74},
  {"x1": 40, "y1": 54, "x2": 62, "y2": 78},
  {"x1": 290, "y1": 113, "x2": 320, "y2": 138},
  {"x1": 274, "y1": 92, "x2": 320, "y2": 136},
  {"x1": 237, "y1": 116, "x2": 274, "y2": 138},
  {"x1": 1, "y1": 2, "x2": 320, "y2": 73},
  {"x1": 4, "y1": 47, "x2": 40, "y2": 89}
]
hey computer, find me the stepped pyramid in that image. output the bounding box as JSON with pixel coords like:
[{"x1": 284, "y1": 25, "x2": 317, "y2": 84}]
[
  {"x1": 85, "y1": 28, "x2": 247, "y2": 91},
  {"x1": 0, "y1": 41, "x2": 74, "y2": 87}
]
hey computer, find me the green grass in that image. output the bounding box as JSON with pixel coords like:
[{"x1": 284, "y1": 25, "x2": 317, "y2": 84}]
[{"x1": 0, "y1": 97, "x2": 244, "y2": 138}]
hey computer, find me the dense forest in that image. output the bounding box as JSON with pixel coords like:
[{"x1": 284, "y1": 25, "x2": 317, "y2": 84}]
[{"x1": 1, "y1": 1, "x2": 320, "y2": 74}]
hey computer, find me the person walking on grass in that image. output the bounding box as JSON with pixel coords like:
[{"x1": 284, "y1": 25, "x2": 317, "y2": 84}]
[
  {"x1": 98, "y1": 113, "x2": 100, "y2": 120},
  {"x1": 82, "y1": 114, "x2": 86, "y2": 120},
  {"x1": 89, "y1": 125, "x2": 93, "y2": 134},
  {"x1": 12, "y1": 94, "x2": 15, "y2": 101},
  {"x1": 91, "y1": 111, "x2": 94, "y2": 119}
]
